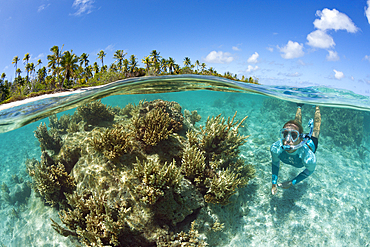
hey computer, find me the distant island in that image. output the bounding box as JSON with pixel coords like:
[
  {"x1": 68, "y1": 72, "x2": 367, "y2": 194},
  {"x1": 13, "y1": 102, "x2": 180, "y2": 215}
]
[{"x1": 0, "y1": 46, "x2": 258, "y2": 106}]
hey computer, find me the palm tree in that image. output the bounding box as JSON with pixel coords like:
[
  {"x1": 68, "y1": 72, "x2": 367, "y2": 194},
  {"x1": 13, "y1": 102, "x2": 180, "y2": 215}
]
[
  {"x1": 174, "y1": 64, "x2": 180, "y2": 74},
  {"x1": 12, "y1": 56, "x2": 20, "y2": 80},
  {"x1": 36, "y1": 59, "x2": 42, "y2": 71},
  {"x1": 194, "y1": 60, "x2": 200, "y2": 72},
  {"x1": 201, "y1": 63, "x2": 207, "y2": 73},
  {"x1": 160, "y1": 58, "x2": 168, "y2": 73},
  {"x1": 79, "y1": 53, "x2": 89, "y2": 68},
  {"x1": 61, "y1": 50, "x2": 79, "y2": 86},
  {"x1": 122, "y1": 59, "x2": 129, "y2": 74},
  {"x1": 37, "y1": 67, "x2": 47, "y2": 85},
  {"x1": 84, "y1": 65, "x2": 93, "y2": 81},
  {"x1": 142, "y1": 56, "x2": 151, "y2": 73},
  {"x1": 150, "y1": 50, "x2": 161, "y2": 73},
  {"x1": 128, "y1": 55, "x2": 138, "y2": 74},
  {"x1": 25, "y1": 63, "x2": 31, "y2": 82},
  {"x1": 113, "y1": 50, "x2": 126, "y2": 71},
  {"x1": 1, "y1": 73, "x2": 6, "y2": 81},
  {"x1": 97, "y1": 50, "x2": 106, "y2": 67},
  {"x1": 183, "y1": 57, "x2": 191, "y2": 67},
  {"x1": 23, "y1": 53, "x2": 31, "y2": 81},
  {"x1": 93, "y1": 62, "x2": 100, "y2": 74},
  {"x1": 48, "y1": 45, "x2": 63, "y2": 88},
  {"x1": 28, "y1": 62, "x2": 36, "y2": 91},
  {"x1": 168, "y1": 57, "x2": 175, "y2": 74}
]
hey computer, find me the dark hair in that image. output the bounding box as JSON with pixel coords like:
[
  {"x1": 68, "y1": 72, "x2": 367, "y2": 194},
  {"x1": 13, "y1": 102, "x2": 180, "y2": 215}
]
[{"x1": 283, "y1": 120, "x2": 303, "y2": 134}]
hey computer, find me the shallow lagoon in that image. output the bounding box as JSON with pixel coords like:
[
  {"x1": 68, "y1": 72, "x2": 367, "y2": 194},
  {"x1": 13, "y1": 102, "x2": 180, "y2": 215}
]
[{"x1": 0, "y1": 75, "x2": 369, "y2": 246}]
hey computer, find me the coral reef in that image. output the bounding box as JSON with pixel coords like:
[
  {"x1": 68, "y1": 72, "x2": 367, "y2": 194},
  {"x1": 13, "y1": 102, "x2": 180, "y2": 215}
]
[
  {"x1": 77, "y1": 100, "x2": 115, "y2": 126},
  {"x1": 26, "y1": 152, "x2": 76, "y2": 208},
  {"x1": 28, "y1": 99, "x2": 254, "y2": 246},
  {"x1": 90, "y1": 124, "x2": 134, "y2": 161},
  {"x1": 199, "y1": 112, "x2": 249, "y2": 164},
  {"x1": 34, "y1": 123, "x2": 63, "y2": 153},
  {"x1": 48, "y1": 113, "x2": 83, "y2": 134},
  {"x1": 157, "y1": 221, "x2": 207, "y2": 247},
  {"x1": 132, "y1": 157, "x2": 183, "y2": 205},
  {"x1": 137, "y1": 99, "x2": 184, "y2": 133},
  {"x1": 132, "y1": 107, "x2": 173, "y2": 146}
]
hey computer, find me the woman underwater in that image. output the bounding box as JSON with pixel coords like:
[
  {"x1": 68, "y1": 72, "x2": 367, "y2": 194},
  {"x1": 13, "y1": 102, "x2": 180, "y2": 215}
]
[{"x1": 271, "y1": 104, "x2": 321, "y2": 195}]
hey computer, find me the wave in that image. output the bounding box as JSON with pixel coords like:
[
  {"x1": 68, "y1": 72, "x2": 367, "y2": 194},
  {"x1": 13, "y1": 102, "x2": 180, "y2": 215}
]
[{"x1": 0, "y1": 74, "x2": 369, "y2": 133}]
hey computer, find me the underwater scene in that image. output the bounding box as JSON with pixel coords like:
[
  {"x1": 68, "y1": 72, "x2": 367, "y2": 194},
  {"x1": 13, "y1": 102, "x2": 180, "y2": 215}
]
[{"x1": 0, "y1": 75, "x2": 370, "y2": 247}]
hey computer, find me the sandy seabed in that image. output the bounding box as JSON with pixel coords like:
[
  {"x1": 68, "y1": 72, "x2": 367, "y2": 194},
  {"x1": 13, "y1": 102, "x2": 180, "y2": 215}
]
[{"x1": 0, "y1": 91, "x2": 369, "y2": 246}]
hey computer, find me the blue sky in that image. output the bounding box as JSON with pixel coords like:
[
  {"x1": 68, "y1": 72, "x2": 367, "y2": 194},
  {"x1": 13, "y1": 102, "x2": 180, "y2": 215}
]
[{"x1": 1, "y1": 0, "x2": 370, "y2": 95}]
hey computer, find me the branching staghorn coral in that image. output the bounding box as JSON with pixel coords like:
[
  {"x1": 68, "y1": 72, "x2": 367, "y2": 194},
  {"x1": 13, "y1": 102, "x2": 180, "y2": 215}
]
[
  {"x1": 200, "y1": 111, "x2": 249, "y2": 164},
  {"x1": 52, "y1": 186, "x2": 161, "y2": 246},
  {"x1": 27, "y1": 152, "x2": 76, "y2": 208},
  {"x1": 52, "y1": 190, "x2": 131, "y2": 246},
  {"x1": 48, "y1": 113, "x2": 83, "y2": 134},
  {"x1": 34, "y1": 123, "x2": 63, "y2": 153},
  {"x1": 90, "y1": 125, "x2": 134, "y2": 161},
  {"x1": 183, "y1": 112, "x2": 255, "y2": 205},
  {"x1": 77, "y1": 100, "x2": 115, "y2": 126},
  {"x1": 132, "y1": 157, "x2": 183, "y2": 205},
  {"x1": 203, "y1": 168, "x2": 244, "y2": 205},
  {"x1": 156, "y1": 221, "x2": 207, "y2": 247},
  {"x1": 132, "y1": 107, "x2": 173, "y2": 146},
  {"x1": 182, "y1": 144, "x2": 207, "y2": 186}
]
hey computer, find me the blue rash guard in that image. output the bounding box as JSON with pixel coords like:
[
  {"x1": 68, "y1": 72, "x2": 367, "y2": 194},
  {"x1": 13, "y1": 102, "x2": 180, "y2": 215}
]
[{"x1": 270, "y1": 139, "x2": 316, "y2": 185}]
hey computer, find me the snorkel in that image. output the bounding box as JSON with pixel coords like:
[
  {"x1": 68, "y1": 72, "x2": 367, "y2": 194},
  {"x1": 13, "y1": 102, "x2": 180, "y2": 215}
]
[{"x1": 282, "y1": 118, "x2": 314, "y2": 151}]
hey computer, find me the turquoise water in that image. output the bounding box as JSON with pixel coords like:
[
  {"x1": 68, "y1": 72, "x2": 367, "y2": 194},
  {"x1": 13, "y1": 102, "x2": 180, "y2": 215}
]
[{"x1": 0, "y1": 75, "x2": 369, "y2": 246}]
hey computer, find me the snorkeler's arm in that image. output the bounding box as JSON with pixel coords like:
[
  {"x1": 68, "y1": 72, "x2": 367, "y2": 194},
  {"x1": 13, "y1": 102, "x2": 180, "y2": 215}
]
[
  {"x1": 291, "y1": 151, "x2": 316, "y2": 185},
  {"x1": 270, "y1": 141, "x2": 282, "y2": 185}
]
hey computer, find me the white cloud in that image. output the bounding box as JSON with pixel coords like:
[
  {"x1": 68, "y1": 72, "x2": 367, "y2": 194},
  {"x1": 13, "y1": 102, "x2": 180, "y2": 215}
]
[
  {"x1": 33, "y1": 53, "x2": 44, "y2": 60},
  {"x1": 366, "y1": 0, "x2": 370, "y2": 24},
  {"x1": 246, "y1": 65, "x2": 259, "y2": 72},
  {"x1": 247, "y1": 52, "x2": 259, "y2": 63},
  {"x1": 306, "y1": 30, "x2": 335, "y2": 49},
  {"x1": 314, "y1": 8, "x2": 359, "y2": 33},
  {"x1": 267, "y1": 47, "x2": 274, "y2": 52},
  {"x1": 364, "y1": 55, "x2": 370, "y2": 61},
  {"x1": 279, "y1": 72, "x2": 302, "y2": 77},
  {"x1": 232, "y1": 46, "x2": 241, "y2": 51},
  {"x1": 287, "y1": 72, "x2": 301, "y2": 77},
  {"x1": 204, "y1": 51, "x2": 234, "y2": 64},
  {"x1": 333, "y1": 69, "x2": 344, "y2": 79},
  {"x1": 279, "y1": 41, "x2": 304, "y2": 59},
  {"x1": 72, "y1": 0, "x2": 95, "y2": 16},
  {"x1": 38, "y1": 4, "x2": 50, "y2": 13},
  {"x1": 297, "y1": 60, "x2": 306, "y2": 66},
  {"x1": 105, "y1": 44, "x2": 115, "y2": 51},
  {"x1": 326, "y1": 50, "x2": 339, "y2": 61}
]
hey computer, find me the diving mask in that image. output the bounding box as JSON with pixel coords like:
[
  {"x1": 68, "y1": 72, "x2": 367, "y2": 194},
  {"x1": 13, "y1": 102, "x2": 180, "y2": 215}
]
[{"x1": 280, "y1": 128, "x2": 301, "y2": 142}]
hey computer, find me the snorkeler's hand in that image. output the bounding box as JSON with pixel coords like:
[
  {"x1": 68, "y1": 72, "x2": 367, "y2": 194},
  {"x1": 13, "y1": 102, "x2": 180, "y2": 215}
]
[
  {"x1": 278, "y1": 181, "x2": 293, "y2": 189},
  {"x1": 271, "y1": 184, "x2": 278, "y2": 195}
]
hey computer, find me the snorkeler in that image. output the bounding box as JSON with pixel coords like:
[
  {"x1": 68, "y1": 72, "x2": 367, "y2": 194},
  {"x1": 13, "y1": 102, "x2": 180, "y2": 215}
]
[{"x1": 271, "y1": 104, "x2": 321, "y2": 195}]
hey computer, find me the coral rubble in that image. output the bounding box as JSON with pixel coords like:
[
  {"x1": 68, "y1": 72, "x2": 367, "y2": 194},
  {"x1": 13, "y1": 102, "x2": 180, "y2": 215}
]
[{"x1": 27, "y1": 99, "x2": 255, "y2": 246}]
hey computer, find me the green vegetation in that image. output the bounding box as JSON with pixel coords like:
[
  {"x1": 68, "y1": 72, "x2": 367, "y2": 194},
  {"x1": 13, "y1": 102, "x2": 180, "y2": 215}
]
[{"x1": 0, "y1": 46, "x2": 259, "y2": 105}]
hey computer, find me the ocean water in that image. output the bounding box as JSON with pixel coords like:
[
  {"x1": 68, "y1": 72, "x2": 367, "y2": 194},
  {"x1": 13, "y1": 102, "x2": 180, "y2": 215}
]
[{"x1": 0, "y1": 75, "x2": 369, "y2": 246}]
